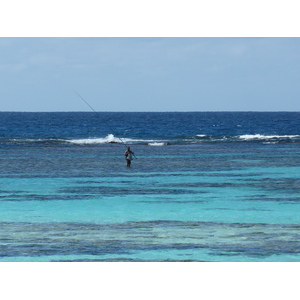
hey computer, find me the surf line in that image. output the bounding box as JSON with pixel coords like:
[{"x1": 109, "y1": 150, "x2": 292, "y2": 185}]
[{"x1": 73, "y1": 90, "x2": 137, "y2": 159}]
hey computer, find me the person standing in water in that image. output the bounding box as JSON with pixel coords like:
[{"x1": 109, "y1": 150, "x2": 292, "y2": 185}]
[{"x1": 124, "y1": 146, "x2": 134, "y2": 167}]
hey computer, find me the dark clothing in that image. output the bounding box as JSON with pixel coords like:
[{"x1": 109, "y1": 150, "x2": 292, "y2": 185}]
[{"x1": 125, "y1": 149, "x2": 134, "y2": 167}]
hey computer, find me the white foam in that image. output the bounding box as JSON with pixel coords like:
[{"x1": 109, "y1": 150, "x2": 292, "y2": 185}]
[
  {"x1": 67, "y1": 134, "x2": 164, "y2": 145},
  {"x1": 239, "y1": 134, "x2": 299, "y2": 140},
  {"x1": 68, "y1": 134, "x2": 119, "y2": 144},
  {"x1": 148, "y1": 142, "x2": 166, "y2": 146}
]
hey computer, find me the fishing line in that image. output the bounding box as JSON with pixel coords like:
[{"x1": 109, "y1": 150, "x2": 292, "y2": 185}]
[{"x1": 73, "y1": 90, "x2": 137, "y2": 159}]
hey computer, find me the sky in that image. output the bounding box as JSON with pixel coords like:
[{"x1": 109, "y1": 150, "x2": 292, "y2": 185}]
[
  {"x1": 1, "y1": 37, "x2": 300, "y2": 112},
  {"x1": 1, "y1": 0, "x2": 300, "y2": 112}
]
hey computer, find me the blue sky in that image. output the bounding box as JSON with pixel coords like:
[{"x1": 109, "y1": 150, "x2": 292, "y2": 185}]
[{"x1": 1, "y1": 37, "x2": 300, "y2": 111}]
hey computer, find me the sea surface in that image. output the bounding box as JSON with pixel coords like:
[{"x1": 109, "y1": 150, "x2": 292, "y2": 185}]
[{"x1": 1, "y1": 111, "x2": 300, "y2": 262}]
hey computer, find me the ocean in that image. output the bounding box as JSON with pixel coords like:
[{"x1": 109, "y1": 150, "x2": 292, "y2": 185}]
[{"x1": 1, "y1": 111, "x2": 300, "y2": 262}]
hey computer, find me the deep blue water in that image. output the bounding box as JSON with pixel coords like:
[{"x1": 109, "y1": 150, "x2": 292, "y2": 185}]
[
  {"x1": 2, "y1": 111, "x2": 300, "y2": 143},
  {"x1": 1, "y1": 112, "x2": 300, "y2": 261}
]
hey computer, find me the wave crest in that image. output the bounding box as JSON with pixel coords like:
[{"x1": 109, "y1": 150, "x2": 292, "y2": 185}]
[
  {"x1": 3, "y1": 133, "x2": 300, "y2": 146},
  {"x1": 68, "y1": 134, "x2": 119, "y2": 145},
  {"x1": 239, "y1": 134, "x2": 300, "y2": 141}
]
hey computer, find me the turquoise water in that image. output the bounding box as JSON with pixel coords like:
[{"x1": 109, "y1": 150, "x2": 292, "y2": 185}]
[
  {"x1": 1, "y1": 112, "x2": 300, "y2": 261},
  {"x1": 1, "y1": 168, "x2": 300, "y2": 225}
]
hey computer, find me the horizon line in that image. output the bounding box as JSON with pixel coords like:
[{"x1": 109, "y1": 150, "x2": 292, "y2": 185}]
[{"x1": 1, "y1": 110, "x2": 300, "y2": 113}]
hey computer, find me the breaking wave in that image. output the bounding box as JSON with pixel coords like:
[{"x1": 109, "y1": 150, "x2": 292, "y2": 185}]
[
  {"x1": 68, "y1": 134, "x2": 120, "y2": 144},
  {"x1": 238, "y1": 134, "x2": 300, "y2": 141},
  {"x1": 2, "y1": 133, "x2": 300, "y2": 146},
  {"x1": 67, "y1": 134, "x2": 167, "y2": 146},
  {"x1": 148, "y1": 142, "x2": 168, "y2": 146}
]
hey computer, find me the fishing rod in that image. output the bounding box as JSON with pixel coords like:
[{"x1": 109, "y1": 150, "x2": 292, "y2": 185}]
[{"x1": 73, "y1": 90, "x2": 137, "y2": 159}]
